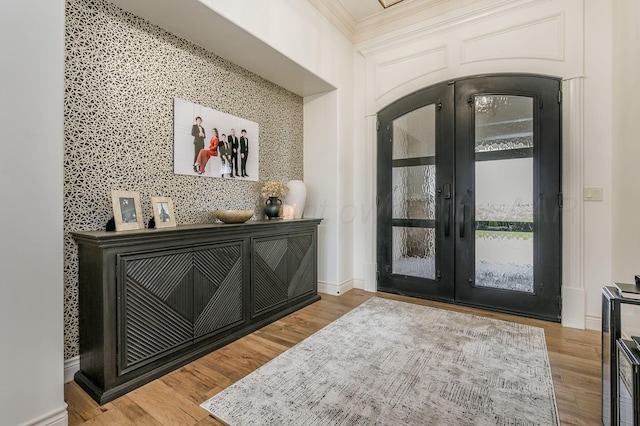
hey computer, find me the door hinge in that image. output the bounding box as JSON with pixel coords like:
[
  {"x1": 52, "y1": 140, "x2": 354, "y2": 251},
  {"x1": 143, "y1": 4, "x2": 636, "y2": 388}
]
[
  {"x1": 376, "y1": 120, "x2": 380, "y2": 131},
  {"x1": 558, "y1": 90, "x2": 562, "y2": 104},
  {"x1": 376, "y1": 195, "x2": 380, "y2": 206},
  {"x1": 467, "y1": 96, "x2": 474, "y2": 107},
  {"x1": 558, "y1": 192, "x2": 563, "y2": 208},
  {"x1": 437, "y1": 102, "x2": 442, "y2": 112},
  {"x1": 558, "y1": 295, "x2": 563, "y2": 313}
]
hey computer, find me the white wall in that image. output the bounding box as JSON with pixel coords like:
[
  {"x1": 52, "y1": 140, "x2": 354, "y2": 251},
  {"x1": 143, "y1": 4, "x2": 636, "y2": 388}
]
[
  {"x1": 353, "y1": 0, "x2": 613, "y2": 328},
  {"x1": 583, "y1": 0, "x2": 613, "y2": 327},
  {"x1": 612, "y1": 0, "x2": 640, "y2": 334},
  {"x1": 0, "y1": 0, "x2": 67, "y2": 425},
  {"x1": 613, "y1": 0, "x2": 640, "y2": 281}
]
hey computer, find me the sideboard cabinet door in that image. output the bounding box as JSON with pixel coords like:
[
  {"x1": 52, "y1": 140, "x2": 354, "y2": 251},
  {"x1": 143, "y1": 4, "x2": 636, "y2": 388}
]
[
  {"x1": 118, "y1": 249, "x2": 194, "y2": 376},
  {"x1": 252, "y1": 231, "x2": 316, "y2": 317},
  {"x1": 193, "y1": 243, "x2": 245, "y2": 340}
]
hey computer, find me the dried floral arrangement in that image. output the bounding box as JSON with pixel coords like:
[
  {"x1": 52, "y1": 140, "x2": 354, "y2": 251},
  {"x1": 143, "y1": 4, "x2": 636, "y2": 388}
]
[{"x1": 260, "y1": 181, "x2": 289, "y2": 200}]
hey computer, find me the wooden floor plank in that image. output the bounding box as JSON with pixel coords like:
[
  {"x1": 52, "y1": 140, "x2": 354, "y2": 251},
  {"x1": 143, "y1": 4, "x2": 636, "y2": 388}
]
[{"x1": 65, "y1": 290, "x2": 602, "y2": 425}]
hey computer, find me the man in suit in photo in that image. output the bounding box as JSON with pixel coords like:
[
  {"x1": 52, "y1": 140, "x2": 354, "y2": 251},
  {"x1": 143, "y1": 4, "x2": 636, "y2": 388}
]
[
  {"x1": 228, "y1": 128, "x2": 239, "y2": 177},
  {"x1": 239, "y1": 129, "x2": 249, "y2": 177},
  {"x1": 191, "y1": 116, "x2": 205, "y2": 173}
]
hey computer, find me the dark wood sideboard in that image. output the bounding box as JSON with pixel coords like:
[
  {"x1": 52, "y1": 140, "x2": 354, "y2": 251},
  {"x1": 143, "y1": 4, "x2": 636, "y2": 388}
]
[{"x1": 72, "y1": 218, "x2": 322, "y2": 405}]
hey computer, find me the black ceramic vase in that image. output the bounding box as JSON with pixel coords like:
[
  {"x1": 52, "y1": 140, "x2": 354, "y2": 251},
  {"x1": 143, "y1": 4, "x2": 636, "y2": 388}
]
[{"x1": 264, "y1": 196, "x2": 282, "y2": 220}]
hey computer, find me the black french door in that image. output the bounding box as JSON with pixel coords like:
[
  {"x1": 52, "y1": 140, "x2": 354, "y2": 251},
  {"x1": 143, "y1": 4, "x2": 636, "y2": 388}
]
[
  {"x1": 377, "y1": 75, "x2": 562, "y2": 322},
  {"x1": 377, "y1": 82, "x2": 455, "y2": 301}
]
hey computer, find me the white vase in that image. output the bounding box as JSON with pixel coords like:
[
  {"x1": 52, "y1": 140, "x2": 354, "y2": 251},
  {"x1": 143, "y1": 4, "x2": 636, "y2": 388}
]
[{"x1": 285, "y1": 180, "x2": 306, "y2": 219}]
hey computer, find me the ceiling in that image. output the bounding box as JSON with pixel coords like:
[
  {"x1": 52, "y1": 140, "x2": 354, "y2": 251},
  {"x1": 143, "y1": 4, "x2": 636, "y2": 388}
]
[
  {"x1": 308, "y1": 0, "x2": 483, "y2": 44},
  {"x1": 340, "y1": 0, "x2": 390, "y2": 21}
]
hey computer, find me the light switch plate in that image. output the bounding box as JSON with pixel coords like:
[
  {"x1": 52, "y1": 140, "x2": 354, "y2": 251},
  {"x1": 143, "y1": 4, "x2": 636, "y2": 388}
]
[{"x1": 583, "y1": 187, "x2": 603, "y2": 201}]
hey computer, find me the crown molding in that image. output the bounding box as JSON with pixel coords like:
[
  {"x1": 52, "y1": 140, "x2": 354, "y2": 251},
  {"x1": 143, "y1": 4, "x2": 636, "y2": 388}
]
[
  {"x1": 357, "y1": 0, "x2": 551, "y2": 55},
  {"x1": 308, "y1": 0, "x2": 358, "y2": 43},
  {"x1": 309, "y1": 0, "x2": 554, "y2": 48}
]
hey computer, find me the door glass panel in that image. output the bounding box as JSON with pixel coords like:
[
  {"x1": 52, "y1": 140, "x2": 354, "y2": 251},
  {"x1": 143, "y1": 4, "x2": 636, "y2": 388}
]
[
  {"x1": 474, "y1": 96, "x2": 534, "y2": 292},
  {"x1": 393, "y1": 105, "x2": 436, "y2": 159},
  {"x1": 392, "y1": 165, "x2": 435, "y2": 220},
  {"x1": 392, "y1": 104, "x2": 436, "y2": 280},
  {"x1": 392, "y1": 227, "x2": 435, "y2": 279}
]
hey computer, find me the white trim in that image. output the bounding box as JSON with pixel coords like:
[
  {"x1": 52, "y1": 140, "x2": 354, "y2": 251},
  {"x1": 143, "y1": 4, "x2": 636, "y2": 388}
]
[
  {"x1": 363, "y1": 115, "x2": 378, "y2": 294},
  {"x1": 561, "y1": 77, "x2": 586, "y2": 329},
  {"x1": 561, "y1": 286, "x2": 586, "y2": 329},
  {"x1": 364, "y1": 263, "x2": 377, "y2": 293},
  {"x1": 307, "y1": 0, "x2": 357, "y2": 43},
  {"x1": 318, "y1": 279, "x2": 355, "y2": 296},
  {"x1": 64, "y1": 356, "x2": 79, "y2": 384},
  {"x1": 585, "y1": 315, "x2": 601, "y2": 332},
  {"x1": 19, "y1": 405, "x2": 68, "y2": 426},
  {"x1": 353, "y1": 279, "x2": 365, "y2": 290},
  {"x1": 357, "y1": 0, "x2": 550, "y2": 54}
]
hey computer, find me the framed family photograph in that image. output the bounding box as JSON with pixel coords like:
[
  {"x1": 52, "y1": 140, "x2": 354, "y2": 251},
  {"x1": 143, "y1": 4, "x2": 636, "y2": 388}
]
[
  {"x1": 173, "y1": 98, "x2": 260, "y2": 180},
  {"x1": 151, "y1": 196, "x2": 176, "y2": 228},
  {"x1": 111, "y1": 190, "x2": 144, "y2": 231}
]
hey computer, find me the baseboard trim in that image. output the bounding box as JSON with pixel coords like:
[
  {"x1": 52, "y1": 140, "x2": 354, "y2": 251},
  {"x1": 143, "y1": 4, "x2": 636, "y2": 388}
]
[
  {"x1": 585, "y1": 315, "x2": 601, "y2": 332},
  {"x1": 64, "y1": 356, "x2": 80, "y2": 383},
  {"x1": 561, "y1": 286, "x2": 586, "y2": 329},
  {"x1": 19, "y1": 404, "x2": 68, "y2": 426},
  {"x1": 318, "y1": 279, "x2": 355, "y2": 296},
  {"x1": 353, "y1": 279, "x2": 364, "y2": 290}
]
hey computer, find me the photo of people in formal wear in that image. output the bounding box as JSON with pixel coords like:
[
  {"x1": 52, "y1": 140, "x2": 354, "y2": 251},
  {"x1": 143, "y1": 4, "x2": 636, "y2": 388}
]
[{"x1": 173, "y1": 98, "x2": 259, "y2": 180}]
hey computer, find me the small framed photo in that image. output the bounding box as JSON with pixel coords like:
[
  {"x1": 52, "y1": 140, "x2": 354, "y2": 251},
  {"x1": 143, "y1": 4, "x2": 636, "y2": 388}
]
[
  {"x1": 111, "y1": 190, "x2": 144, "y2": 231},
  {"x1": 151, "y1": 196, "x2": 176, "y2": 228}
]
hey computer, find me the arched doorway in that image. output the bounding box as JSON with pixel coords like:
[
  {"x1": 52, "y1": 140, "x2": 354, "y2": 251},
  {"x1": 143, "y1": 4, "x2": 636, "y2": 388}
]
[{"x1": 377, "y1": 74, "x2": 562, "y2": 321}]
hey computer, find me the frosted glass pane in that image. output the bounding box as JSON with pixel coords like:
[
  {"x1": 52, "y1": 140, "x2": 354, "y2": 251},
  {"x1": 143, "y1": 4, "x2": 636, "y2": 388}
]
[
  {"x1": 393, "y1": 104, "x2": 436, "y2": 159},
  {"x1": 474, "y1": 95, "x2": 534, "y2": 293},
  {"x1": 392, "y1": 227, "x2": 435, "y2": 279},
  {"x1": 475, "y1": 96, "x2": 533, "y2": 152},
  {"x1": 475, "y1": 233, "x2": 533, "y2": 292},
  {"x1": 475, "y1": 159, "x2": 533, "y2": 222},
  {"x1": 392, "y1": 165, "x2": 435, "y2": 220}
]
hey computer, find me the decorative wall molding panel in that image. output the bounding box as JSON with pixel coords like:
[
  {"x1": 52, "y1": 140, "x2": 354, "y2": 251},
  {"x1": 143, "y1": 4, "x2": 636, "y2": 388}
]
[
  {"x1": 374, "y1": 47, "x2": 448, "y2": 101},
  {"x1": 360, "y1": 0, "x2": 582, "y2": 113},
  {"x1": 460, "y1": 13, "x2": 565, "y2": 64}
]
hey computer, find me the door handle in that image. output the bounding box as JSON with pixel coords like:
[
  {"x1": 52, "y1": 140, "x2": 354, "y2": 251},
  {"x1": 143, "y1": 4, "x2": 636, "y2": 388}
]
[
  {"x1": 457, "y1": 203, "x2": 465, "y2": 238},
  {"x1": 444, "y1": 202, "x2": 451, "y2": 237}
]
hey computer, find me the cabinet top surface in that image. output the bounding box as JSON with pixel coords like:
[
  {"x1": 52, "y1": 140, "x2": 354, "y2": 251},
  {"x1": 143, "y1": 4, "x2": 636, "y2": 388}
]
[{"x1": 71, "y1": 218, "x2": 322, "y2": 245}]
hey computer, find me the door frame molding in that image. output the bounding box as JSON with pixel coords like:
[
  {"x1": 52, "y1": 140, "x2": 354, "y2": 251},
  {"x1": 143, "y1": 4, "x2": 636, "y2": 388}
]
[{"x1": 561, "y1": 76, "x2": 586, "y2": 329}]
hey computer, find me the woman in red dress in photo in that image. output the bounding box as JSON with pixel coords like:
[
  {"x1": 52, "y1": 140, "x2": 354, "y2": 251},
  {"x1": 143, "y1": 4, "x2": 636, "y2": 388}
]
[{"x1": 196, "y1": 128, "x2": 219, "y2": 174}]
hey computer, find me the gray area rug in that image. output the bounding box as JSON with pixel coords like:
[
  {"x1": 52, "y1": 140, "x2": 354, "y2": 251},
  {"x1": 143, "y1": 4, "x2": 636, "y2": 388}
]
[{"x1": 201, "y1": 297, "x2": 559, "y2": 425}]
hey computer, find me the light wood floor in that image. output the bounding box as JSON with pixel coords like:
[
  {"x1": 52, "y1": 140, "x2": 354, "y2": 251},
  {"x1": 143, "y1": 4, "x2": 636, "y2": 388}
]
[{"x1": 65, "y1": 290, "x2": 602, "y2": 425}]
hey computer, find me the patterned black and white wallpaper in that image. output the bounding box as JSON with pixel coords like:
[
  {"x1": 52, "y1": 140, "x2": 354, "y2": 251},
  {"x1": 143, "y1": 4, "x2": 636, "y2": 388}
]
[{"x1": 64, "y1": 0, "x2": 304, "y2": 359}]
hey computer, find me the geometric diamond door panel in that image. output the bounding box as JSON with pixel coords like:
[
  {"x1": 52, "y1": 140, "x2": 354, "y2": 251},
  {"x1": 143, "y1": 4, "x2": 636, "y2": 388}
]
[
  {"x1": 118, "y1": 251, "x2": 194, "y2": 375},
  {"x1": 254, "y1": 238, "x2": 288, "y2": 315},
  {"x1": 118, "y1": 243, "x2": 246, "y2": 375},
  {"x1": 193, "y1": 244, "x2": 243, "y2": 338},
  {"x1": 288, "y1": 233, "x2": 314, "y2": 298},
  {"x1": 253, "y1": 233, "x2": 316, "y2": 316}
]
